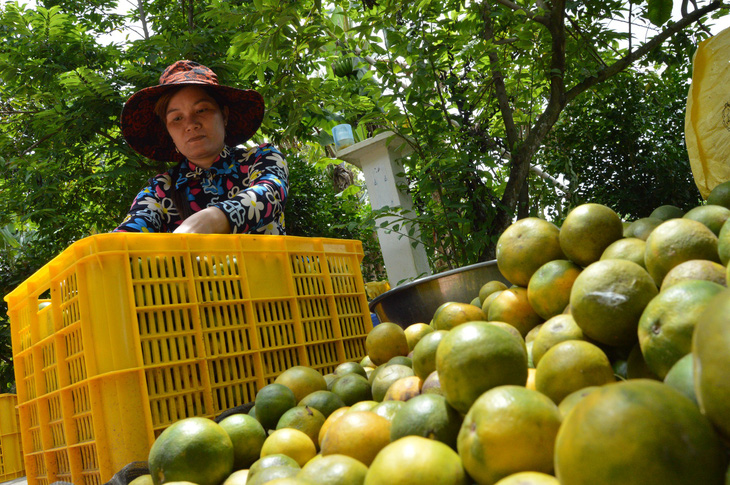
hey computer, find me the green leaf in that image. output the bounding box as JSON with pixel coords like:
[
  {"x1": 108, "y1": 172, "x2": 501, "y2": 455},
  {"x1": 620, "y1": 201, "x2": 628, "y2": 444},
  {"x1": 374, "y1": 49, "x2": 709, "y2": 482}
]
[{"x1": 647, "y1": 0, "x2": 673, "y2": 26}]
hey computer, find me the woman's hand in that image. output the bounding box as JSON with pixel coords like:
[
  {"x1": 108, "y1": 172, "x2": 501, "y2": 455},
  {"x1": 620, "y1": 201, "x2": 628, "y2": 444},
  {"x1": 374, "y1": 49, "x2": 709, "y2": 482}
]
[{"x1": 173, "y1": 207, "x2": 231, "y2": 234}]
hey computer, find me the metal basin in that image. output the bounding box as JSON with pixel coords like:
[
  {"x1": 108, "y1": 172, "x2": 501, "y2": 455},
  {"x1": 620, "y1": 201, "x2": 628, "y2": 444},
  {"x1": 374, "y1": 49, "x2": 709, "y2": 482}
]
[{"x1": 369, "y1": 260, "x2": 510, "y2": 329}]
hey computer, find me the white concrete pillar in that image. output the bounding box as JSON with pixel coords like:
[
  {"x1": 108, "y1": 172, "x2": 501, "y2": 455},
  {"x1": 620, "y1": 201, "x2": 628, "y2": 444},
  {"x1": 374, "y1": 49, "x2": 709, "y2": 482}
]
[{"x1": 336, "y1": 131, "x2": 431, "y2": 286}]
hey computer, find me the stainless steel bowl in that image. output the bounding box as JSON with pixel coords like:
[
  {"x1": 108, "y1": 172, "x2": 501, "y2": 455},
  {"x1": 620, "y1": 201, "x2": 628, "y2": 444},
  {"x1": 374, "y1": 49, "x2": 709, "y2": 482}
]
[{"x1": 368, "y1": 260, "x2": 509, "y2": 329}]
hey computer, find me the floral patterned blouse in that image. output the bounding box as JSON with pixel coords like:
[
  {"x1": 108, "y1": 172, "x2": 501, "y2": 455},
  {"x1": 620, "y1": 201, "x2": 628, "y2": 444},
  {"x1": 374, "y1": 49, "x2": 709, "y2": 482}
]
[{"x1": 115, "y1": 144, "x2": 288, "y2": 233}]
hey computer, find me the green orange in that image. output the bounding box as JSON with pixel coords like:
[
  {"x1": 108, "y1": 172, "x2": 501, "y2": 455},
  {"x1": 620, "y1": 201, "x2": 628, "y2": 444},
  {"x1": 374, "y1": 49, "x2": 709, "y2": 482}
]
[
  {"x1": 496, "y1": 217, "x2": 565, "y2": 287},
  {"x1": 644, "y1": 218, "x2": 720, "y2": 286},
  {"x1": 457, "y1": 385, "x2": 562, "y2": 484},
  {"x1": 527, "y1": 259, "x2": 582, "y2": 320},
  {"x1": 554, "y1": 379, "x2": 727, "y2": 485},
  {"x1": 436, "y1": 321, "x2": 528, "y2": 414},
  {"x1": 365, "y1": 436, "x2": 468, "y2": 485},
  {"x1": 693, "y1": 288, "x2": 730, "y2": 441},
  {"x1": 148, "y1": 417, "x2": 234, "y2": 485},
  {"x1": 365, "y1": 322, "x2": 410, "y2": 365},
  {"x1": 534, "y1": 340, "x2": 615, "y2": 404},
  {"x1": 569, "y1": 259, "x2": 658, "y2": 347},
  {"x1": 488, "y1": 287, "x2": 544, "y2": 337},
  {"x1": 559, "y1": 203, "x2": 624, "y2": 267},
  {"x1": 638, "y1": 279, "x2": 724, "y2": 379},
  {"x1": 218, "y1": 413, "x2": 267, "y2": 470}
]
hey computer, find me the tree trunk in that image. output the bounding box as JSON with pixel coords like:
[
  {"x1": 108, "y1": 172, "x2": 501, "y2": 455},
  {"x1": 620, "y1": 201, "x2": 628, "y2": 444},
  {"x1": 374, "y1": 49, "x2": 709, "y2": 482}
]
[{"x1": 137, "y1": 0, "x2": 150, "y2": 40}]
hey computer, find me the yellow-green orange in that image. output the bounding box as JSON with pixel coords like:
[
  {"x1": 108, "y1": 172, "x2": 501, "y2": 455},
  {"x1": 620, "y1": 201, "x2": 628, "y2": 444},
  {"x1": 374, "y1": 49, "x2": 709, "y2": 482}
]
[
  {"x1": 148, "y1": 417, "x2": 234, "y2": 485},
  {"x1": 320, "y1": 411, "x2": 391, "y2": 466},
  {"x1": 663, "y1": 353, "x2": 698, "y2": 406},
  {"x1": 557, "y1": 386, "x2": 600, "y2": 419},
  {"x1": 638, "y1": 279, "x2": 725, "y2": 379},
  {"x1": 383, "y1": 375, "x2": 422, "y2": 402},
  {"x1": 535, "y1": 340, "x2": 615, "y2": 404},
  {"x1": 661, "y1": 259, "x2": 726, "y2": 290},
  {"x1": 530, "y1": 314, "x2": 584, "y2": 365},
  {"x1": 421, "y1": 370, "x2": 443, "y2": 396},
  {"x1": 260, "y1": 428, "x2": 317, "y2": 467},
  {"x1": 246, "y1": 466, "x2": 299, "y2": 485},
  {"x1": 129, "y1": 475, "x2": 153, "y2": 485},
  {"x1": 365, "y1": 322, "x2": 409, "y2": 365},
  {"x1": 334, "y1": 361, "x2": 367, "y2": 378},
  {"x1": 318, "y1": 407, "x2": 350, "y2": 448},
  {"x1": 494, "y1": 472, "x2": 560, "y2": 485},
  {"x1": 707, "y1": 180, "x2": 730, "y2": 209},
  {"x1": 297, "y1": 454, "x2": 368, "y2": 485},
  {"x1": 390, "y1": 393, "x2": 462, "y2": 449},
  {"x1": 488, "y1": 287, "x2": 543, "y2": 337},
  {"x1": 484, "y1": 321, "x2": 526, "y2": 353},
  {"x1": 693, "y1": 288, "x2": 730, "y2": 441},
  {"x1": 569, "y1": 259, "x2": 658, "y2": 347},
  {"x1": 457, "y1": 385, "x2": 562, "y2": 485},
  {"x1": 218, "y1": 413, "x2": 267, "y2": 470},
  {"x1": 222, "y1": 470, "x2": 249, "y2": 485},
  {"x1": 624, "y1": 217, "x2": 662, "y2": 240},
  {"x1": 365, "y1": 436, "x2": 468, "y2": 485},
  {"x1": 481, "y1": 290, "x2": 504, "y2": 315},
  {"x1": 479, "y1": 280, "x2": 509, "y2": 304},
  {"x1": 559, "y1": 203, "x2": 623, "y2": 267},
  {"x1": 404, "y1": 323, "x2": 434, "y2": 351},
  {"x1": 683, "y1": 204, "x2": 730, "y2": 236},
  {"x1": 275, "y1": 366, "x2": 328, "y2": 404},
  {"x1": 348, "y1": 400, "x2": 378, "y2": 413},
  {"x1": 436, "y1": 321, "x2": 528, "y2": 414},
  {"x1": 412, "y1": 330, "x2": 448, "y2": 381},
  {"x1": 386, "y1": 355, "x2": 412, "y2": 367},
  {"x1": 718, "y1": 218, "x2": 730, "y2": 265},
  {"x1": 371, "y1": 400, "x2": 405, "y2": 422},
  {"x1": 496, "y1": 217, "x2": 564, "y2": 287},
  {"x1": 371, "y1": 364, "x2": 414, "y2": 402},
  {"x1": 432, "y1": 302, "x2": 486, "y2": 331},
  {"x1": 527, "y1": 259, "x2": 582, "y2": 320},
  {"x1": 525, "y1": 323, "x2": 543, "y2": 344},
  {"x1": 650, "y1": 204, "x2": 684, "y2": 221},
  {"x1": 331, "y1": 373, "x2": 372, "y2": 406},
  {"x1": 276, "y1": 405, "x2": 326, "y2": 450},
  {"x1": 600, "y1": 237, "x2": 646, "y2": 268},
  {"x1": 644, "y1": 218, "x2": 720, "y2": 286},
  {"x1": 554, "y1": 379, "x2": 727, "y2": 485},
  {"x1": 248, "y1": 454, "x2": 300, "y2": 478},
  {"x1": 255, "y1": 383, "x2": 298, "y2": 431},
  {"x1": 298, "y1": 390, "x2": 345, "y2": 418}
]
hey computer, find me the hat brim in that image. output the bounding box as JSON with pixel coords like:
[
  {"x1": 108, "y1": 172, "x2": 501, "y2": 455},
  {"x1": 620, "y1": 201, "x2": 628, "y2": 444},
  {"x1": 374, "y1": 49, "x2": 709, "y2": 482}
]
[{"x1": 121, "y1": 82, "x2": 265, "y2": 163}]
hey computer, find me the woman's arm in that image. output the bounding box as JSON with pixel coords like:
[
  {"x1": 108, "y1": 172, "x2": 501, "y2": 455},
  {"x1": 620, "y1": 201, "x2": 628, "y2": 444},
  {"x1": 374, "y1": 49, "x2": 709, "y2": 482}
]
[
  {"x1": 213, "y1": 144, "x2": 289, "y2": 234},
  {"x1": 114, "y1": 175, "x2": 174, "y2": 233}
]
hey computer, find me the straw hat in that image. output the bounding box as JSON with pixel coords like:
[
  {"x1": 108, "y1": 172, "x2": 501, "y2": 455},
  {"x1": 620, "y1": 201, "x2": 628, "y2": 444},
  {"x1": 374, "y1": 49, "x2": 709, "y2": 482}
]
[{"x1": 121, "y1": 60, "x2": 264, "y2": 162}]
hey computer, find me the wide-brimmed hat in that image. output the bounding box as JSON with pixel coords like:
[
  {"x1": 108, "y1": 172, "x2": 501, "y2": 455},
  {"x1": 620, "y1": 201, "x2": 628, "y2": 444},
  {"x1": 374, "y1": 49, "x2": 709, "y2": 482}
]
[{"x1": 121, "y1": 60, "x2": 265, "y2": 163}]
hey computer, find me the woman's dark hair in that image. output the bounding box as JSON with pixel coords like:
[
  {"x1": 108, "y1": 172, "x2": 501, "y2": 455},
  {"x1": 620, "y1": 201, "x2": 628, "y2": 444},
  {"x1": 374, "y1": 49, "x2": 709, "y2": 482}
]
[{"x1": 153, "y1": 85, "x2": 227, "y2": 221}]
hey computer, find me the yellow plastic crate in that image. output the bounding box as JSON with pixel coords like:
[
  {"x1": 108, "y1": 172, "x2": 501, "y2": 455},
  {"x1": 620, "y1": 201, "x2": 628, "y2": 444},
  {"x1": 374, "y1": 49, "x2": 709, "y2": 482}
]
[
  {"x1": 4, "y1": 234, "x2": 372, "y2": 485},
  {"x1": 0, "y1": 394, "x2": 24, "y2": 482}
]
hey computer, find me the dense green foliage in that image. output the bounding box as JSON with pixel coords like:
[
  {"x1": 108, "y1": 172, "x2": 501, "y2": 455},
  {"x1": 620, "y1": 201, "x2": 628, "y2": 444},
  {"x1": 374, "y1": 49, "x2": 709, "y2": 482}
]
[
  {"x1": 537, "y1": 68, "x2": 703, "y2": 222},
  {"x1": 1, "y1": 0, "x2": 728, "y2": 389}
]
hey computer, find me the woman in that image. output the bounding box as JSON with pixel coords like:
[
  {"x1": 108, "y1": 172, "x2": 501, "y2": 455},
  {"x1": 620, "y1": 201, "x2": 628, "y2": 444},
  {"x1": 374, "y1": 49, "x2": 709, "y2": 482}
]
[{"x1": 115, "y1": 60, "x2": 288, "y2": 234}]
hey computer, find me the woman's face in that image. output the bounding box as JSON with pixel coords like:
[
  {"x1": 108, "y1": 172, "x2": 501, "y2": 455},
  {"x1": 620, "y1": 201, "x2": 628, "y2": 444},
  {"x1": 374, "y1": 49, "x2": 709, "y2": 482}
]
[{"x1": 164, "y1": 86, "x2": 229, "y2": 168}]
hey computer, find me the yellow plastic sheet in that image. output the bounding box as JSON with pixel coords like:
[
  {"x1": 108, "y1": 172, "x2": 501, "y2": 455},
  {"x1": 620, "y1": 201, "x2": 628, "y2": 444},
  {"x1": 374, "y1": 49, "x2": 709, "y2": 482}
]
[{"x1": 685, "y1": 26, "x2": 730, "y2": 199}]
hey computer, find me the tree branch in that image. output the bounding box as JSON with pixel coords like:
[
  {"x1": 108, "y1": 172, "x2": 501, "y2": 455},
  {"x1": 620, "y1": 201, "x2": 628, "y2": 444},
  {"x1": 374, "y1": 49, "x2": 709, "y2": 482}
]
[
  {"x1": 498, "y1": 0, "x2": 566, "y2": 219},
  {"x1": 492, "y1": 0, "x2": 549, "y2": 24},
  {"x1": 480, "y1": 5, "x2": 520, "y2": 151},
  {"x1": 21, "y1": 129, "x2": 62, "y2": 157},
  {"x1": 519, "y1": 0, "x2": 567, "y2": 161},
  {"x1": 565, "y1": 15, "x2": 609, "y2": 68},
  {"x1": 566, "y1": 0, "x2": 725, "y2": 103},
  {"x1": 136, "y1": 0, "x2": 150, "y2": 40}
]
